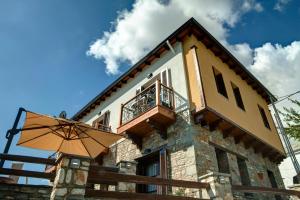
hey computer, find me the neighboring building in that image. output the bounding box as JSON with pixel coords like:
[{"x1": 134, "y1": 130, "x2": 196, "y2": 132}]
[
  {"x1": 279, "y1": 137, "x2": 300, "y2": 187},
  {"x1": 72, "y1": 18, "x2": 286, "y2": 199}
]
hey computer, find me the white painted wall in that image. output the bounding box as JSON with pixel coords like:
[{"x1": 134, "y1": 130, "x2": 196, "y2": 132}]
[
  {"x1": 279, "y1": 137, "x2": 300, "y2": 187},
  {"x1": 81, "y1": 42, "x2": 190, "y2": 132}
]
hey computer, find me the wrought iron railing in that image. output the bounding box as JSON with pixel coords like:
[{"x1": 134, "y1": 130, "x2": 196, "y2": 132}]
[
  {"x1": 96, "y1": 124, "x2": 112, "y2": 133},
  {"x1": 120, "y1": 80, "x2": 174, "y2": 125}
]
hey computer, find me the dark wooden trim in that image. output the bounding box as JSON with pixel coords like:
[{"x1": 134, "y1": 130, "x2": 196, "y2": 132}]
[
  {"x1": 0, "y1": 154, "x2": 56, "y2": 165},
  {"x1": 0, "y1": 168, "x2": 55, "y2": 179},
  {"x1": 232, "y1": 185, "x2": 300, "y2": 197},
  {"x1": 85, "y1": 190, "x2": 207, "y2": 200}
]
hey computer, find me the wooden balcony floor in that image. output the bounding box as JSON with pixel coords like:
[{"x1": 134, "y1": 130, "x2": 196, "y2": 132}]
[{"x1": 117, "y1": 105, "x2": 176, "y2": 137}]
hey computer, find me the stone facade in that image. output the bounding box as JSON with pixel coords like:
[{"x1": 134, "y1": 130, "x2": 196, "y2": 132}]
[
  {"x1": 0, "y1": 183, "x2": 51, "y2": 200},
  {"x1": 51, "y1": 155, "x2": 90, "y2": 200},
  {"x1": 101, "y1": 110, "x2": 287, "y2": 199}
]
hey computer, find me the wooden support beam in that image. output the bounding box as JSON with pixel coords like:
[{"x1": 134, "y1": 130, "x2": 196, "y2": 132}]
[
  {"x1": 137, "y1": 67, "x2": 142, "y2": 72},
  {"x1": 146, "y1": 119, "x2": 167, "y2": 140},
  {"x1": 234, "y1": 133, "x2": 246, "y2": 144},
  {"x1": 244, "y1": 139, "x2": 256, "y2": 149},
  {"x1": 126, "y1": 133, "x2": 142, "y2": 149},
  {"x1": 194, "y1": 113, "x2": 204, "y2": 125},
  {"x1": 208, "y1": 118, "x2": 223, "y2": 131},
  {"x1": 129, "y1": 73, "x2": 134, "y2": 78},
  {"x1": 222, "y1": 126, "x2": 235, "y2": 138}
]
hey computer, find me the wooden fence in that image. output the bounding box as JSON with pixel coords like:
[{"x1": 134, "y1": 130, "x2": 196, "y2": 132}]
[
  {"x1": 86, "y1": 167, "x2": 210, "y2": 200},
  {"x1": 232, "y1": 184, "x2": 300, "y2": 197},
  {"x1": 0, "y1": 153, "x2": 57, "y2": 182}
]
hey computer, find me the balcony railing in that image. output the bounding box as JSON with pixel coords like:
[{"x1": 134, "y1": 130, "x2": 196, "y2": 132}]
[
  {"x1": 120, "y1": 80, "x2": 174, "y2": 125},
  {"x1": 96, "y1": 124, "x2": 112, "y2": 133}
]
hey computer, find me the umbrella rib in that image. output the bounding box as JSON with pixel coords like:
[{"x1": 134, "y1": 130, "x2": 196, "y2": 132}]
[
  {"x1": 18, "y1": 126, "x2": 65, "y2": 145},
  {"x1": 79, "y1": 140, "x2": 93, "y2": 158},
  {"x1": 56, "y1": 137, "x2": 65, "y2": 154},
  {"x1": 75, "y1": 125, "x2": 109, "y2": 149},
  {"x1": 57, "y1": 120, "x2": 68, "y2": 139}
]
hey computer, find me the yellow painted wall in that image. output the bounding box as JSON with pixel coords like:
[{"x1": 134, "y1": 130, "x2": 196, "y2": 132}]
[
  {"x1": 183, "y1": 35, "x2": 284, "y2": 154},
  {"x1": 182, "y1": 44, "x2": 205, "y2": 111}
]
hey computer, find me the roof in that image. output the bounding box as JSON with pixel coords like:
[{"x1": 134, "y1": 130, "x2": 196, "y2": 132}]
[{"x1": 72, "y1": 18, "x2": 276, "y2": 121}]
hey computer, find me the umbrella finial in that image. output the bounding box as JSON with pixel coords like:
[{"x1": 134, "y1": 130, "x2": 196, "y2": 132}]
[{"x1": 59, "y1": 111, "x2": 67, "y2": 119}]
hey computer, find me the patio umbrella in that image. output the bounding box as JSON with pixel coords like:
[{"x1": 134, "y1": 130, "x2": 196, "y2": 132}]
[{"x1": 16, "y1": 111, "x2": 122, "y2": 158}]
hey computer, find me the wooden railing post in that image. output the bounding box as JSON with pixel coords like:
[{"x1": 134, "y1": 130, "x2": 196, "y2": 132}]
[
  {"x1": 171, "y1": 87, "x2": 175, "y2": 109},
  {"x1": 119, "y1": 104, "x2": 124, "y2": 126},
  {"x1": 156, "y1": 79, "x2": 161, "y2": 106}
]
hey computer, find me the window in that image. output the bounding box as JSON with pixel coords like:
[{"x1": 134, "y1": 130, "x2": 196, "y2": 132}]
[
  {"x1": 267, "y1": 170, "x2": 282, "y2": 200},
  {"x1": 237, "y1": 158, "x2": 253, "y2": 198},
  {"x1": 258, "y1": 105, "x2": 270, "y2": 129},
  {"x1": 215, "y1": 148, "x2": 230, "y2": 173},
  {"x1": 213, "y1": 67, "x2": 228, "y2": 98},
  {"x1": 231, "y1": 82, "x2": 245, "y2": 110},
  {"x1": 237, "y1": 158, "x2": 250, "y2": 186},
  {"x1": 92, "y1": 111, "x2": 111, "y2": 132}
]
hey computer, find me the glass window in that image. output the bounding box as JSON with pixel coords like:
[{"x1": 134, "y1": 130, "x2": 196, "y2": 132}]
[
  {"x1": 213, "y1": 67, "x2": 228, "y2": 98},
  {"x1": 258, "y1": 105, "x2": 271, "y2": 129},
  {"x1": 231, "y1": 82, "x2": 245, "y2": 110}
]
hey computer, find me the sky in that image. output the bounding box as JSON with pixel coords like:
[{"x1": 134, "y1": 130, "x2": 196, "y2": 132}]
[{"x1": 0, "y1": 0, "x2": 299, "y2": 184}]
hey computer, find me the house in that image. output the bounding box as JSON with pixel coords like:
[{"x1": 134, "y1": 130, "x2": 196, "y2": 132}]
[{"x1": 72, "y1": 18, "x2": 286, "y2": 199}]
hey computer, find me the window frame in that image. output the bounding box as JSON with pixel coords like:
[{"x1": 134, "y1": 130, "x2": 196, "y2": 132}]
[
  {"x1": 258, "y1": 105, "x2": 271, "y2": 130},
  {"x1": 212, "y1": 67, "x2": 228, "y2": 98},
  {"x1": 231, "y1": 82, "x2": 245, "y2": 111}
]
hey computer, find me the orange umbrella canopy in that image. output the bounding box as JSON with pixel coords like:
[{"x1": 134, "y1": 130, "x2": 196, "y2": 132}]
[{"x1": 17, "y1": 111, "x2": 122, "y2": 158}]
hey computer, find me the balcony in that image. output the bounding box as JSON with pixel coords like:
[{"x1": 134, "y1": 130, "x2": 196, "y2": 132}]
[{"x1": 117, "y1": 80, "x2": 176, "y2": 146}]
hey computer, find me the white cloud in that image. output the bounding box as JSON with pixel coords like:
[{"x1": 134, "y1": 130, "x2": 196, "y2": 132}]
[
  {"x1": 274, "y1": 0, "x2": 291, "y2": 12},
  {"x1": 87, "y1": 0, "x2": 300, "y2": 98},
  {"x1": 249, "y1": 42, "x2": 300, "y2": 96},
  {"x1": 87, "y1": 0, "x2": 263, "y2": 75}
]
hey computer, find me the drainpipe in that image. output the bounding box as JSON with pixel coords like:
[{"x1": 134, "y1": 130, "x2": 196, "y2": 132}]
[
  {"x1": 269, "y1": 96, "x2": 300, "y2": 183},
  {"x1": 0, "y1": 107, "x2": 26, "y2": 168}
]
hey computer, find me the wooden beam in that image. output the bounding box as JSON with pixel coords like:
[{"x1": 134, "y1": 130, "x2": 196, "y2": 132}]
[
  {"x1": 208, "y1": 118, "x2": 223, "y2": 131},
  {"x1": 146, "y1": 119, "x2": 167, "y2": 139},
  {"x1": 194, "y1": 113, "x2": 204, "y2": 125},
  {"x1": 232, "y1": 185, "x2": 300, "y2": 197},
  {"x1": 234, "y1": 133, "x2": 246, "y2": 144},
  {"x1": 0, "y1": 168, "x2": 55, "y2": 180},
  {"x1": 87, "y1": 171, "x2": 210, "y2": 189},
  {"x1": 0, "y1": 154, "x2": 56, "y2": 165},
  {"x1": 244, "y1": 139, "x2": 256, "y2": 149},
  {"x1": 223, "y1": 126, "x2": 235, "y2": 138},
  {"x1": 85, "y1": 190, "x2": 207, "y2": 200},
  {"x1": 126, "y1": 133, "x2": 142, "y2": 150}
]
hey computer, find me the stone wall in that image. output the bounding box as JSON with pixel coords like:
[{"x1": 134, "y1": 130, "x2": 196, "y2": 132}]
[
  {"x1": 0, "y1": 183, "x2": 51, "y2": 200},
  {"x1": 101, "y1": 110, "x2": 286, "y2": 199}
]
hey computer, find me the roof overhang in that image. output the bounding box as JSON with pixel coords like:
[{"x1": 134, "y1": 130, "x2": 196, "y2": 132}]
[{"x1": 72, "y1": 18, "x2": 276, "y2": 121}]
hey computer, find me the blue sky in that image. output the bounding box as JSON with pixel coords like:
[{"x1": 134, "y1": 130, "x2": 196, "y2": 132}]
[{"x1": 0, "y1": 0, "x2": 299, "y2": 184}]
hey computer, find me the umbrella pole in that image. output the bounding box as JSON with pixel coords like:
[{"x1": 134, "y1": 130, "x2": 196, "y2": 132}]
[{"x1": 0, "y1": 107, "x2": 25, "y2": 168}]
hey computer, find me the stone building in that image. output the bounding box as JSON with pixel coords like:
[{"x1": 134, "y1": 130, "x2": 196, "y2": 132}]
[{"x1": 72, "y1": 18, "x2": 286, "y2": 199}]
